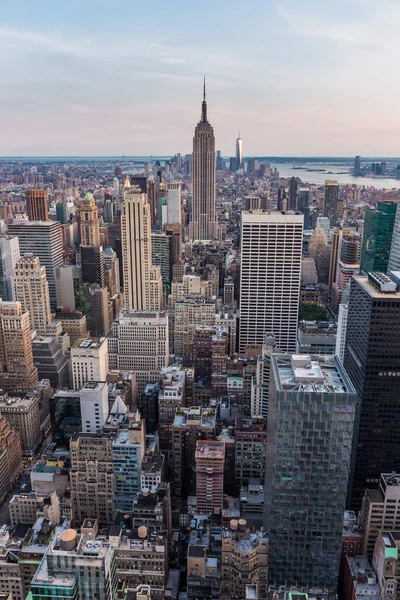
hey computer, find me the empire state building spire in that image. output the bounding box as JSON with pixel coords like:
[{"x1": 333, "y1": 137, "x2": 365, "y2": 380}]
[{"x1": 189, "y1": 80, "x2": 218, "y2": 241}]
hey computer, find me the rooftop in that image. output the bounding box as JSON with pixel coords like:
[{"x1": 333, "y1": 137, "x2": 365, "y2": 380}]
[{"x1": 195, "y1": 441, "x2": 224, "y2": 460}]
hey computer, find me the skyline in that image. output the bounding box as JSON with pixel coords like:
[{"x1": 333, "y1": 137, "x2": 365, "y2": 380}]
[{"x1": 2, "y1": 0, "x2": 400, "y2": 156}]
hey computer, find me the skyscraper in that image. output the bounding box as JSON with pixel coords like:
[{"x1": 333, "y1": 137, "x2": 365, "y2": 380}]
[
  {"x1": 79, "y1": 193, "x2": 100, "y2": 246},
  {"x1": 239, "y1": 210, "x2": 303, "y2": 354},
  {"x1": 195, "y1": 440, "x2": 225, "y2": 517},
  {"x1": 288, "y1": 177, "x2": 298, "y2": 211},
  {"x1": 388, "y1": 202, "x2": 400, "y2": 272},
  {"x1": 265, "y1": 354, "x2": 357, "y2": 589},
  {"x1": 354, "y1": 155, "x2": 361, "y2": 176},
  {"x1": 344, "y1": 272, "x2": 400, "y2": 507},
  {"x1": 360, "y1": 201, "x2": 397, "y2": 275},
  {"x1": 298, "y1": 187, "x2": 310, "y2": 229},
  {"x1": 323, "y1": 180, "x2": 340, "y2": 226},
  {"x1": 8, "y1": 221, "x2": 63, "y2": 308},
  {"x1": 121, "y1": 177, "x2": 162, "y2": 310},
  {"x1": 14, "y1": 254, "x2": 52, "y2": 335},
  {"x1": 26, "y1": 190, "x2": 48, "y2": 222},
  {"x1": 0, "y1": 301, "x2": 38, "y2": 394},
  {"x1": 0, "y1": 235, "x2": 20, "y2": 301},
  {"x1": 235, "y1": 131, "x2": 243, "y2": 171},
  {"x1": 189, "y1": 81, "x2": 217, "y2": 241},
  {"x1": 167, "y1": 182, "x2": 182, "y2": 225}
]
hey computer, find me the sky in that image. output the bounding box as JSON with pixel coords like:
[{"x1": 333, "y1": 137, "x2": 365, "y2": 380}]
[{"x1": 0, "y1": 0, "x2": 399, "y2": 156}]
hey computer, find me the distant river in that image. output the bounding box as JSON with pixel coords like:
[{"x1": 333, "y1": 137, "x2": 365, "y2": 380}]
[{"x1": 270, "y1": 162, "x2": 400, "y2": 189}]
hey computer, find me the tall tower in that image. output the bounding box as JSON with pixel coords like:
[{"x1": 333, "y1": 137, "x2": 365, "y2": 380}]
[
  {"x1": 235, "y1": 131, "x2": 243, "y2": 171},
  {"x1": 14, "y1": 254, "x2": 52, "y2": 335},
  {"x1": 323, "y1": 180, "x2": 340, "y2": 226},
  {"x1": 79, "y1": 193, "x2": 100, "y2": 246},
  {"x1": 26, "y1": 190, "x2": 48, "y2": 222},
  {"x1": 360, "y1": 201, "x2": 397, "y2": 275},
  {"x1": 239, "y1": 210, "x2": 303, "y2": 354},
  {"x1": 189, "y1": 80, "x2": 217, "y2": 241},
  {"x1": 0, "y1": 301, "x2": 38, "y2": 394},
  {"x1": 195, "y1": 440, "x2": 225, "y2": 517},
  {"x1": 121, "y1": 177, "x2": 162, "y2": 310}
]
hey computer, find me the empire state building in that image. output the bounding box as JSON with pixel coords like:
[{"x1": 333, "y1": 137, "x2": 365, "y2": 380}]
[{"x1": 189, "y1": 81, "x2": 217, "y2": 241}]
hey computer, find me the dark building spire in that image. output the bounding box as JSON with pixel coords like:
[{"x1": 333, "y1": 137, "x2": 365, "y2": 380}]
[{"x1": 201, "y1": 76, "x2": 207, "y2": 123}]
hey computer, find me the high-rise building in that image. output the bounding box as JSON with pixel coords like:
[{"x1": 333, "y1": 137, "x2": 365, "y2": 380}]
[
  {"x1": 288, "y1": 177, "x2": 298, "y2": 211},
  {"x1": 89, "y1": 285, "x2": 110, "y2": 338},
  {"x1": 113, "y1": 416, "x2": 145, "y2": 511},
  {"x1": 8, "y1": 221, "x2": 63, "y2": 308},
  {"x1": 80, "y1": 245, "x2": 105, "y2": 287},
  {"x1": 298, "y1": 187, "x2": 311, "y2": 229},
  {"x1": 354, "y1": 155, "x2": 361, "y2": 176},
  {"x1": 189, "y1": 81, "x2": 217, "y2": 241},
  {"x1": 0, "y1": 391, "x2": 41, "y2": 455},
  {"x1": 121, "y1": 178, "x2": 162, "y2": 310},
  {"x1": 167, "y1": 183, "x2": 182, "y2": 225},
  {"x1": 26, "y1": 189, "x2": 48, "y2": 222},
  {"x1": 331, "y1": 232, "x2": 361, "y2": 313},
  {"x1": 388, "y1": 202, "x2": 400, "y2": 272},
  {"x1": 152, "y1": 231, "x2": 170, "y2": 295},
  {"x1": 0, "y1": 301, "x2": 38, "y2": 394},
  {"x1": 70, "y1": 432, "x2": 115, "y2": 526},
  {"x1": 344, "y1": 272, "x2": 400, "y2": 507},
  {"x1": 323, "y1": 180, "x2": 340, "y2": 226},
  {"x1": 80, "y1": 381, "x2": 109, "y2": 434},
  {"x1": 79, "y1": 193, "x2": 100, "y2": 246},
  {"x1": 0, "y1": 414, "x2": 22, "y2": 500},
  {"x1": 71, "y1": 337, "x2": 109, "y2": 390},
  {"x1": 360, "y1": 201, "x2": 397, "y2": 275},
  {"x1": 107, "y1": 310, "x2": 169, "y2": 395},
  {"x1": 235, "y1": 132, "x2": 243, "y2": 171},
  {"x1": 174, "y1": 296, "x2": 216, "y2": 361},
  {"x1": 0, "y1": 235, "x2": 20, "y2": 301},
  {"x1": 195, "y1": 440, "x2": 225, "y2": 517},
  {"x1": 56, "y1": 201, "x2": 68, "y2": 224},
  {"x1": 265, "y1": 354, "x2": 357, "y2": 589},
  {"x1": 239, "y1": 210, "x2": 303, "y2": 354},
  {"x1": 250, "y1": 333, "x2": 277, "y2": 418},
  {"x1": 14, "y1": 254, "x2": 52, "y2": 335}
]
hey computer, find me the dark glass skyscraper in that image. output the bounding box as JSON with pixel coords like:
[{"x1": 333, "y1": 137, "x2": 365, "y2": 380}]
[
  {"x1": 344, "y1": 272, "x2": 400, "y2": 508},
  {"x1": 360, "y1": 201, "x2": 397, "y2": 275},
  {"x1": 323, "y1": 180, "x2": 339, "y2": 226}
]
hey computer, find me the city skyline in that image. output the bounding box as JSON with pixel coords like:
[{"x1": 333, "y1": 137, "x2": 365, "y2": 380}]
[{"x1": 1, "y1": 0, "x2": 400, "y2": 156}]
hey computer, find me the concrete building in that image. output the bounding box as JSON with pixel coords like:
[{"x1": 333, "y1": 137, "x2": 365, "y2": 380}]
[
  {"x1": 14, "y1": 254, "x2": 52, "y2": 334},
  {"x1": 0, "y1": 414, "x2": 22, "y2": 501},
  {"x1": 9, "y1": 491, "x2": 60, "y2": 527},
  {"x1": 265, "y1": 354, "x2": 357, "y2": 589},
  {"x1": 26, "y1": 189, "x2": 49, "y2": 222},
  {"x1": 250, "y1": 333, "x2": 277, "y2": 418},
  {"x1": 80, "y1": 381, "x2": 109, "y2": 433},
  {"x1": 54, "y1": 311, "x2": 88, "y2": 345},
  {"x1": 221, "y1": 520, "x2": 268, "y2": 600},
  {"x1": 158, "y1": 366, "x2": 186, "y2": 456},
  {"x1": 297, "y1": 320, "x2": 337, "y2": 355},
  {"x1": 8, "y1": 220, "x2": 63, "y2": 307},
  {"x1": 235, "y1": 415, "x2": 267, "y2": 488},
  {"x1": 113, "y1": 415, "x2": 145, "y2": 511},
  {"x1": 0, "y1": 391, "x2": 41, "y2": 455},
  {"x1": 71, "y1": 337, "x2": 109, "y2": 390},
  {"x1": 70, "y1": 433, "x2": 115, "y2": 526},
  {"x1": 141, "y1": 454, "x2": 164, "y2": 490},
  {"x1": 31, "y1": 524, "x2": 117, "y2": 600},
  {"x1": 189, "y1": 82, "x2": 217, "y2": 241},
  {"x1": 0, "y1": 301, "x2": 38, "y2": 394},
  {"x1": 239, "y1": 211, "x2": 303, "y2": 354},
  {"x1": 107, "y1": 310, "x2": 169, "y2": 396},
  {"x1": 195, "y1": 440, "x2": 225, "y2": 517},
  {"x1": 121, "y1": 179, "x2": 162, "y2": 311},
  {"x1": 167, "y1": 182, "x2": 182, "y2": 225},
  {"x1": 372, "y1": 530, "x2": 399, "y2": 600},
  {"x1": 79, "y1": 193, "x2": 100, "y2": 246},
  {"x1": 32, "y1": 334, "x2": 70, "y2": 389},
  {"x1": 174, "y1": 296, "x2": 215, "y2": 361},
  {"x1": 0, "y1": 235, "x2": 20, "y2": 301}
]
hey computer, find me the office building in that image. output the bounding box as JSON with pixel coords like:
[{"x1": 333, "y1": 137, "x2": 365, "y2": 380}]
[
  {"x1": 0, "y1": 391, "x2": 41, "y2": 455},
  {"x1": 323, "y1": 180, "x2": 340, "y2": 226},
  {"x1": 56, "y1": 201, "x2": 68, "y2": 224},
  {"x1": 14, "y1": 254, "x2": 52, "y2": 334},
  {"x1": 89, "y1": 285, "x2": 110, "y2": 337},
  {"x1": 31, "y1": 525, "x2": 117, "y2": 600},
  {"x1": 107, "y1": 310, "x2": 169, "y2": 395},
  {"x1": 71, "y1": 337, "x2": 109, "y2": 390},
  {"x1": 251, "y1": 333, "x2": 277, "y2": 418},
  {"x1": 360, "y1": 201, "x2": 397, "y2": 275},
  {"x1": 122, "y1": 178, "x2": 162, "y2": 310},
  {"x1": 32, "y1": 334, "x2": 70, "y2": 389},
  {"x1": 79, "y1": 193, "x2": 100, "y2": 246},
  {"x1": 331, "y1": 233, "x2": 360, "y2": 313},
  {"x1": 239, "y1": 211, "x2": 303, "y2": 354},
  {"x1": 265, "y1": 354, "x2": 357, "y2": 589},
  {"x1": 80, "y1": 245, "x2": 105, "y2": 287},
  {"x1": 221, "y1": 520, "x2": 268, "y2": 600},
  {"x1": 152, "y1": 231, "x2": 171, "y2": 295},
  {"x1": 235, "y1": 415, "x2": 267, "y2": 488},
  {"x1": 26, "y1": 189, "x2": 48, "y2": 222},
  {"x1": 298, "y1": 187, "x2": 311, "y2": 229},
  {"x1": 388, "y1": 201, "x2": 400, "y2": 272},
  {"x1": 70, "y1": 433, "x2": 115, "y2": 526},
  {"x1": 0, "y1": 414, "x2": 22, "y2": 500},
  {"x1": 288, "y1": 177, "x2": 298, "y2": 211},
  {"x1": 354, "y1": 155, "x2": 361, "y2": 176},
  {"x1": 195, "y1": 440, "x2": 225, "y2": 517},
  {"x1": 9, "y1": 491, "x2": 61, "y2": 527},
  {"x1": 167, "y1": 182, "x2": 182, "y2": 225},
  {"x1": 0, "y1": 301, "x2": 38, "y2": 394},
  {"x1": 236, "y1": 132, "x2": 243, "y2": 171},
  {"x1": 0, "y1": 235, "x2": 20, "y2": 301},
  {"x1": 189, "y1": 82, "x2": 218, "y2": 241},
  {"x1": 113, "y1": 416, "x2": 145, "y2": 511},
  {"x1": 54, "y1": 311, "x2": 88, "y2": 345},
  {"x1": 344, "y1": 273, "x2": 400, "y2": 507},
  {"x1": 104, "y1": 247, "x2": 120, "y2": 294},
  {"x1": 55, "y1": 264, "x2": 88, "y2": 312},
  {"x1": 8, "y1": 221, "x2": 63, "y2": 307},
  {"x1": 359, "y1": 473, "x2": 400, "y2": 557},
  {"x1": 174, "y1": 296, "x2": 215, "y2": 361},
  {"x1": 80, "y1": 381, "x2": 109, "y2": 433}
]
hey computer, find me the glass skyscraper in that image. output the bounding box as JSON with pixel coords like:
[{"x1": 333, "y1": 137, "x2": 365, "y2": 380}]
[
  {"x1": 360, "y1": 201, "x2": 397, "y2": 275},
  {"x1": 264, "y1": 354, "x2": 357, "y2": 589}
]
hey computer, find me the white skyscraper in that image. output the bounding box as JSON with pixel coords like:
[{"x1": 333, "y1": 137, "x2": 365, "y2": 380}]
[
  {"x1": 189, "y1": 80, "x2": 217, "y2": 241},
  {"x1": 121, "y1": 177, "x2": 162, "y2": 311},
  {"x1": 14, "y1": 254, "x2": 52, "y2": 335},
  {"x1": 167, "y1": 182, "x2": 182, "y2": 225},
  {"x1": 80, "y1": 381, "x2": 109, "y2": 433},
  {"x1": 71, "y1": 337, "x2": 109, "y2": 390},
  {"x1": 239, "y1": 210, "x2": 303, "y2": 354},
  {"x1": 0, "y1": 235, "x2": 20, "y2": 301}
]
